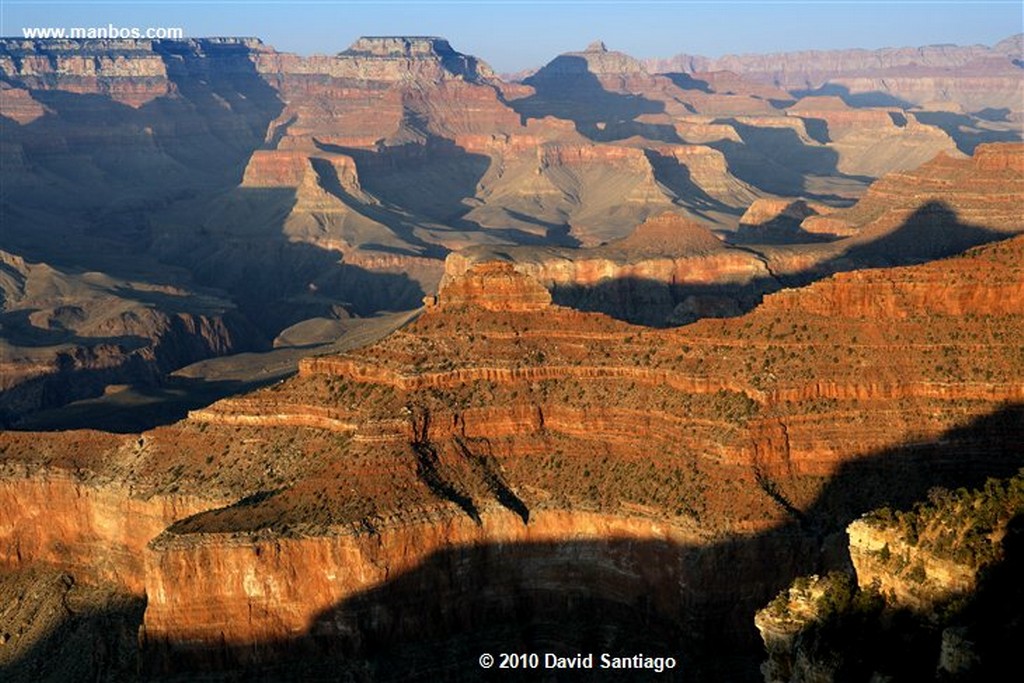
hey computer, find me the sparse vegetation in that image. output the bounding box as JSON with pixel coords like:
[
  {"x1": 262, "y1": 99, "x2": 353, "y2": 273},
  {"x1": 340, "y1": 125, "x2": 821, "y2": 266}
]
[{"x1": 865, "y1": 469, "x2": 1024, "y2": 567}]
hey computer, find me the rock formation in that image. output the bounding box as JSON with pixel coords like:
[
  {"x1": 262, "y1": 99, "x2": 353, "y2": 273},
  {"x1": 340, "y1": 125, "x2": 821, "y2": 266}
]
[
  {"x1": 646, "y1": 35, "x2": 1024, "y2": 114},
  {"x1": 1, "y1": 31, "x2": 1019, "y2": 420},
  {"x1": 437, "y1": 143, "x2": 1024, "y2": 325},
  {"x1": 757, "y1": 470, "x2": 1024, "y2": 681},
  {"x1": 3, "y1": 230, "x2": 1023, "y2": 677},
  {"x1": 735, "y1": 198, "x2": 832, "y2": 243},
  {"x1": 1, "y1": 34, "x2": 1022, "y2": 678},
  {"x1": 800, "y1": 142, "x2": 1024, "y2": 251},
  {"x1": 430, "y1": 261, "x2": 553, "y2": 311}
]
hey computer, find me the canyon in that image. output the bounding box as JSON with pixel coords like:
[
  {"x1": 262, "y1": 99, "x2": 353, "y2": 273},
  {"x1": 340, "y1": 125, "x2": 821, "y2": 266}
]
[
  {"x1": 1, "y1": 30, "x2": 1022, "y2": 682},
  {"x1": 3, "y1": 232, "x2": 1024, "y2": 679},
  {"x1": 2, "y1": 35, "x2": 1020, "y2": 419}
]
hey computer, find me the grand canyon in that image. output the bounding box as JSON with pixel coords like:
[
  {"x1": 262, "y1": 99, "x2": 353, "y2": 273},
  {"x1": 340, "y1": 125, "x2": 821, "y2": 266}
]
[{"x1": 1, "y1": 25, "x2": 1022, "y2": 683}]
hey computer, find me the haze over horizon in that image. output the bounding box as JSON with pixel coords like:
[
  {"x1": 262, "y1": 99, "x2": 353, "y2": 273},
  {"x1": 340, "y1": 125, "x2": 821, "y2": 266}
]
[{"x1": 2, "y1": 0, "x2": 1021, "y2": 72}]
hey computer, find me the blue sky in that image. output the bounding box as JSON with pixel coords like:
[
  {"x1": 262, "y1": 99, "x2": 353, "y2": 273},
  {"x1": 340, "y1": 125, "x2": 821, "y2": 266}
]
[{"x1": 3, "y1": 1, "x2": 1021, "y2": 72}]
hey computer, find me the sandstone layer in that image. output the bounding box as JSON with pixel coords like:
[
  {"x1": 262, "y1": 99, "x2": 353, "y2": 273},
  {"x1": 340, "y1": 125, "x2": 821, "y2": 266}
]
[
  {"x1": 4, "y1": 35, "x2": 1015, "y2": 421},
  {"x1": 757, "y1": 469, "x2": 1024, "y2": 682},
  {"x1": 3, "y1": 232, "x2": 1023, "y2": 678},
  {"x1": 646, "y1": 35, "x2": 1024, "y2": 114}
]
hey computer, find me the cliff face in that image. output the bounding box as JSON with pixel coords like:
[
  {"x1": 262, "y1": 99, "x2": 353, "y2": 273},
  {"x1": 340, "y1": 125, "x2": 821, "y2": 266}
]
[
  {"x1": 0, "y1": 466, "x2": 221, "y2": 593},
  {"x1": 3, "y1": 229, "x2": 1024, "y2": 676},
  {"x1": 847, "y1": 520, "x2": 976, "y2": 613},
  {"x1": 431, "y1": 261, "x2": 553, "y2": 311},
  {"x1": 645, "y1": 36, "x2": 1024, "y2": 113},
  {"x1": 757, "y1": 470, "x2": 1024, "y2": 682},
  {"x1": 141, "y1": 509, "x2": 703, "y2": 670},
  {"x1": 0, "y1": 38, "x2": 175, "y2": 107}
]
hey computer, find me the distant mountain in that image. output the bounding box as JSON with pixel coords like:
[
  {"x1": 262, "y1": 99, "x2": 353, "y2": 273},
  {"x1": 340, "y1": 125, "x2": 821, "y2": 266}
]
[{"x1": 644, "y1": 34, "x2": 1024, "y2": 113}]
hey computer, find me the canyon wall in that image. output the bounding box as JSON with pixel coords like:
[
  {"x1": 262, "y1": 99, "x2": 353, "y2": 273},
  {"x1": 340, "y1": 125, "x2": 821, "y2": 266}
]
[
  {"x1": 3, "y1": 234, "x2": 1023, "y2": 677},
  {"x1": 756, "y1": 469, "x2": 1024, "y2": 682}
]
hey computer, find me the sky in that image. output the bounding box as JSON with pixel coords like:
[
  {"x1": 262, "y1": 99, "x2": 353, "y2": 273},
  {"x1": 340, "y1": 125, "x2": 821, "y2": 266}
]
[{"x1": 2, "y1": 1, "x2": 1021, "y2": 73}]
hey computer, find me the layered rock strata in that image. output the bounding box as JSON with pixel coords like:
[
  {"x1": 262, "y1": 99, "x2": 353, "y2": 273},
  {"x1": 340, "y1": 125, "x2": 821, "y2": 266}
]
[
  {"x1": 2, "y1": 234, "x2": 1023, "y2": 677},
  {"x1": 441, "y1": 144, "x2": 1024, "y2": 325},
  {"x1": 757, "y1": 469, "x2": 1024, "y2": 681},
  {"x1": 646, "y1": 35, "x2": 1024, "y2": 113}
]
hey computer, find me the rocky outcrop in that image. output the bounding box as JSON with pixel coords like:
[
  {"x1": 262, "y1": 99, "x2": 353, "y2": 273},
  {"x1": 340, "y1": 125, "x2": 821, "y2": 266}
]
[
  {"x1": 430, "y1": 261, "x2": 552, "y2": 311},
  {"x1": 755, "y1": 574, "x2": 851, "y2": 683},
  {"x1": 255, "y1": 35, "x2": 497, "y2": 84},
  {"x1": 0, "y1": 38, "x2": 173, "y2": 106},
  {"x1": 757, "y1": 470, "x2": 1024, "y2": 681},
  {"x1": 975, "y1": 141, "x2": 1024, "y2": 172},
  {"x1": 847, "y1": 520, "x2": 976, "y2": 613}
]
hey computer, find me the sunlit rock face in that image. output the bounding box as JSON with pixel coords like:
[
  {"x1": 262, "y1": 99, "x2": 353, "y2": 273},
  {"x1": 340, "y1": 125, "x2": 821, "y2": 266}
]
[
  {"x1": 432, "y1": 261, "x2": 553, "y2": 311},
  {"x1": 4, "y1": 227, "x2": 1024, "y2": 677},
  {"x1": 756, "y1": 469, "x2": 1024, "y2": 683}
]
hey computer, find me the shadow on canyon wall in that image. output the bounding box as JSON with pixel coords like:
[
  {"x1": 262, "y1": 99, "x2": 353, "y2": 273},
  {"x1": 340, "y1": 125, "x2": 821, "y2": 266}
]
[
  {"x1": 182, "y1": 188, "x2": 427, "y2": 333},
  {"x1": 592, "y1": 118, "x2": 687, "y2": 144},
  {"x1": 0, "y1": 579, "x2": 145, "y2": 683},
  {"x1": 311, "y1": 135, "x2": 490, "y2": 246},
  {"x1": 3, "y1": 42, "x2": 429, "y2": 332},
  {"x1": 662, "y1": 73, "x2": 713, "y2": 94},
  {"x1": 4, "y1": 403, "x2": 1013, "y2": 681},
  {"x1": 641, "y1": 149, "x2": 739, "y2": 217},
  {"x1": 790, "y1": 83, "x2": 915, "y2": 109},
  {"x1": 911, "y1": 111, "x2": 1022, "y2": 155},
  {"x1": 4, "y1": 40, "x2": 284, "y2": 275},
  {"x1": 8, "y1": 376, "x2": 280, "y2": 434},
  {"x1": 552, "y1": 201, "x2": 1011, "y2": 326},
  {"x1": 0, "y1": 184, "x2": 424, "y2": 428},
  {"x1": 706, "y1": 118, "x2": 869, "y2": 198},
  {"x1": 512, "y1": 56, "x2": 665, "y2": 139}
]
